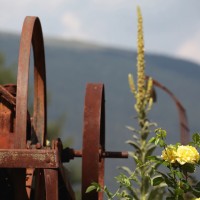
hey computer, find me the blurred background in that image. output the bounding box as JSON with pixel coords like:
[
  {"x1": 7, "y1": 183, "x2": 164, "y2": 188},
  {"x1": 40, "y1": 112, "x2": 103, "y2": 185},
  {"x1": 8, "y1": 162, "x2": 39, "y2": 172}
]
[
  {"x1": 1, "y1": 0, "x2": 200, "y2": 63},
  {"x1": 0, "y1": 0, "x2": 200, "y2": 199}
]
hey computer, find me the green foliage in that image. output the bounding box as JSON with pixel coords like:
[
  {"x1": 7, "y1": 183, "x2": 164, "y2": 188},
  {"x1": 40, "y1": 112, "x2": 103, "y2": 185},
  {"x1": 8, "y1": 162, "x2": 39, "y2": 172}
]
[
  {"x1": 150, "y1": 128, "x2": 200, "y2": 199},
  {"x1": 191, "y1": 133, "x2": 200, "y2": 147}
]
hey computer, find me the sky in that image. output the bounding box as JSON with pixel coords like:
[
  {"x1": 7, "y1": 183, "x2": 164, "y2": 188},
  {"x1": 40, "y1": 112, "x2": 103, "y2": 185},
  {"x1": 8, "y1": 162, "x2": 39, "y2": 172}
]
[{"x1": 0, "y1": 0, "x2": 200, "y2": 64}]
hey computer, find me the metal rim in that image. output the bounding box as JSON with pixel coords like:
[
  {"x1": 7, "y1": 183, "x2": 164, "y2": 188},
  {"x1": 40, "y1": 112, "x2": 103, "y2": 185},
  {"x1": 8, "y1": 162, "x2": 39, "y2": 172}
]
[
  {"x1": 82, "y1": 83, "x2": 105, "y2": 200},
  {"x1": 15, "y1": 16, "x2": 47, "y2": 148}
]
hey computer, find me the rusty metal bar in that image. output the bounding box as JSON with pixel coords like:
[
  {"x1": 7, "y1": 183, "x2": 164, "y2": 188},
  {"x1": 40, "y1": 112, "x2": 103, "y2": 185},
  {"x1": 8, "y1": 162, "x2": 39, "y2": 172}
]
[
  {"x1": 0, "y1": 149, "x2": 59, "y2": 168},
  {"x1": 0, "y1": 85, "x2": 16, "y2": 105},
  {"x1": 101, "y1": 151, "x2": 128, "y2": 158},
  {"x1": 72, "y1": 149, "x2": 128, "y2": 158},
  {"x1": 44, "y1": 169, "x2": 59, "y2": 200}
]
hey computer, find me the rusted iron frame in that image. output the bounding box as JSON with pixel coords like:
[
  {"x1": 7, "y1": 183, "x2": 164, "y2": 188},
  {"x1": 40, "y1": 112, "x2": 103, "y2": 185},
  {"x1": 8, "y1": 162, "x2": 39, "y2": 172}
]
[
  {"x1": 0, "y1": 149, "x2": 59, "y2": 168},
  {"x1": 0, "y1": 16, "x2": 76, "y2": 200},
  {"x1": 147, "y1": 76, "x2": 190, "y2": 144}
]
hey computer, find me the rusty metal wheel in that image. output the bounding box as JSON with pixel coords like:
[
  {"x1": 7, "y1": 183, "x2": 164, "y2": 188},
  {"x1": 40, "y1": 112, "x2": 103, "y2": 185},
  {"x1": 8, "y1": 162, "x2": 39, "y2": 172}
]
[
  {"x1": 16, "y1": 16, "x2": 47, "y2": 148},
  {"x1": 15, "y1": 16, "x2": 50, "y2": 200},
  {"x1": 82, "y1": 83, "x2": 105, "y2": 200}
]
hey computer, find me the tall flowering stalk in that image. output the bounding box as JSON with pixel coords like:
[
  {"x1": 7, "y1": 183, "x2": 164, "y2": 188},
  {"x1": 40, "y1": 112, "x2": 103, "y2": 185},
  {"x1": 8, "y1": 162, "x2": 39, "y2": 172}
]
[
  {"x1": 125, "y1": 7, "x2": 164, "y2": 199},
  {"x1": 128, "y1": 7, "x2": 153, "y2": 140},
  {"x1": 86, "y1": 7, "x2": 164, "y2": 199}
]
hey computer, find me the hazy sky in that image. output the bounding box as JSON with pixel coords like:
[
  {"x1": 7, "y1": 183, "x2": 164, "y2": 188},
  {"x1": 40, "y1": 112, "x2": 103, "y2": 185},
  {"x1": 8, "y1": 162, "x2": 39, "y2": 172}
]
[{"x1": 0, "y1": 0, "x2": 200, "y2": 64}]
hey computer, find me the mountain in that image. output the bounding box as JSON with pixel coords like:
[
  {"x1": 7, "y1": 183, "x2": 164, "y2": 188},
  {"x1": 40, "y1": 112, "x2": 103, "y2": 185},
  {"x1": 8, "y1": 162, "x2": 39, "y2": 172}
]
[{"x1": 1, "y1": 31, "x2": 200, "y2": 189}]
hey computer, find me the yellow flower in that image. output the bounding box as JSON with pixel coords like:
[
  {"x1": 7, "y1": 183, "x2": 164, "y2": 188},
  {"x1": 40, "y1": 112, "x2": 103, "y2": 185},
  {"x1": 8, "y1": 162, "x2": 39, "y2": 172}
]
[
  {"x1": 161, "y1": 145, "x2": 177, "y2": 163},
  {"x1": 194, "y1": 198, "x2": 200, "y2": 200},
  {"x1": 176, "y1": 145, "x2": 199, "y2": 165}
]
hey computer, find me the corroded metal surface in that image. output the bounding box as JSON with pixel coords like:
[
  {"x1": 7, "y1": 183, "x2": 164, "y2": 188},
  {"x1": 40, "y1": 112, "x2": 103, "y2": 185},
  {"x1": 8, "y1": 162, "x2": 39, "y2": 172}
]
[
  {"x1": 0, "y1": 149, "x2": 59, "y2": 168},
  {"x1": 0, "y1": 85, "x2": 16, "y2": 149},
  {"x1": 44, "y1": 169, "x2": 59, "y2": 200},
  {"x1": 16, "y1": 16, "x2": 47, "y2": 149},
  {"x1": 82, "y1": 83, "x2": 105, "y2": 200}
]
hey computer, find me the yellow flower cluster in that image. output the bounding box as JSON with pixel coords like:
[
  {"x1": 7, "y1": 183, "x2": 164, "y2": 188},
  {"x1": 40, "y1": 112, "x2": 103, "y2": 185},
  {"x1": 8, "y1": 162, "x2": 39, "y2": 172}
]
[{"x1": 161, "y1": 145, "x2": 200, "y2": 165}]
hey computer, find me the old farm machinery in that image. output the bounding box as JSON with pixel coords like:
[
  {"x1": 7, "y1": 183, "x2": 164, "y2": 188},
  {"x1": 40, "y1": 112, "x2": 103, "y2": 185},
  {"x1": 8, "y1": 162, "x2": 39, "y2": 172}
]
[
  {"x1": 0, "y1": 16, "x2": 190, "y2": 200},
  {"x1": 0, "y1": 17, "x2": 129, "y2": 200}
]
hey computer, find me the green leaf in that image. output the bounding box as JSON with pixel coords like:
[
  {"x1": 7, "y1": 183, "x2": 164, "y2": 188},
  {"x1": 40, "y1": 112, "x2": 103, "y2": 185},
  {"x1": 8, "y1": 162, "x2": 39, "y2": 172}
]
[
  {"x1": 129, "y1": 152, "x2": 143, "y2": 165},
  {"x1": 118, "y1": 166, "x2": 133, "y2": 176},
  {"x1": 146, "y1": 144, "x2": 156, "y2": 156},
  {"x1": 158, "y1": 139, "x2": 165, "y2": 147},
  {"x1": 151, "y1": 176, "x2": 164, "y2": 186},
  {"x1": 175, "y1": 171, "x2": 183, "y2": 179},
  {"x1": 175, "y1": 187, "x2": 184, "y2": 196},
  {"x1": 182, "y1": 163, "x2": 196, "y2": 173},
  {"x1": 147, "y1": 156, "x2": 162, "y2": 163},
  {"x1": 155, "y1": 138, "x2": 160, "y2": 145},
  {"x1": 86, "y1": 182, "x2": 101, "y2": 193},
  {"x1": 126, "y1": 125, "x2": 135, "y2": 132},
  {"x1": 86, "y1": 185, "x2": 97, "y2": 193},
  {"x1": 155, "y1": 128, "x2": 167, "y2": 138},
  {"x1": 181, "y1": 180, "x2": 190, "y2": 191},
  {"x1": 126, "y1": 140, "x2": 140, "y2": 150},
  {"x1": 192, "y1": 133, "x2": 200, "y2": 146},
  {"x1": 103, "y1": 186, "x2": 113, "y2": 198},
  {"x1": 148, "y1": 137, "x2": 156, "y2": 144}
]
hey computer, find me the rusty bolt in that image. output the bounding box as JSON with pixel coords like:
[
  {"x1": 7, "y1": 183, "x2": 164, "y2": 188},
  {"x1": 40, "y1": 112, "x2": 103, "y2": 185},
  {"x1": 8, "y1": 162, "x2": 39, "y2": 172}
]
[{"x1": 36, "y1": 143, "x2": 41, "y2": 149}]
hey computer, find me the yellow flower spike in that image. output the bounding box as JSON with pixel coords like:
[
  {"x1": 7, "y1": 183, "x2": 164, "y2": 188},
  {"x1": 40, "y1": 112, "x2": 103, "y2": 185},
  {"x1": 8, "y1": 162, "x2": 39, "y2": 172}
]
[
  {"x1": 136, "y1": 6, "x2": 145, "y2": 112},
  {"x1": 128, "y1": 73, "x2": 136, "y2": 96}
]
